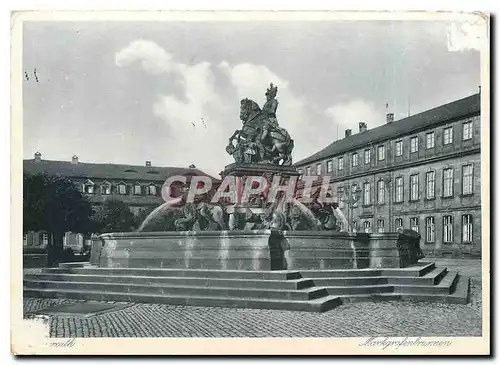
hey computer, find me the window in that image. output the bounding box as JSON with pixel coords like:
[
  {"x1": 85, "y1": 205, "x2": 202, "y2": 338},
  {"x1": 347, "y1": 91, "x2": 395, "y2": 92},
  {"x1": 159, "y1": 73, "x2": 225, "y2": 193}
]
[
  {"x1": 101, "y1": 183, "x2": 111, "y2": 195},
  {"x1": 306, "y1": 166, "x2": 311, "y2": 176},
  {"x1": 425, "y1": 217, "x2": 435, "y2": 243},
  {"x1": 118, "y1": 183, "x2": 127, "y2": 195},
  {"x1": 364, "y1": 149, "x2": 371, "y2": 164},
  {"x1": 443, "y1": 168, "x2": 454, "y2": 197},
  {"x1": 426, "y1": 132, "x2": 435, "y2": 149},
  {"x1": 83, "y1": 180, "x2": 94, "y2": 194},
  {"x1": 23, "y1": 234, "x2": 27, "y2": 246},
  {"x1": 410, "y1": 136, "x2": 419, "y2": 153},
  {"x1": 337, "y1": 186, "x2": 345, "y2": 201},
  {"x1": 395, "y1": 140, "x2": 403, "y2": 157},
  {"x1": 463, "y1": 121, "x2": 473, "y2": 140},
  {"x1": 363, "y1": 221, "x2": 371, "y2": 233},
  {"x1": 326, "y1": 160, "x2": 333, "y2": 173},
  {"x1": 444, "y1": 126, "x2": 453, "y2": 145},
  {"x1": 377, "y1": 180, "x2": 385, "y2": 204},
  {"x1": 395, "y1": 177, "x2": 403, "y2": 202},
  {"x1": 410, "y1": 217, "x2": 419, "y2": 233},
  {"x1": 338, "y1": 157, "x2": 344, "y2": 171},
  {"x1": 443, "y1": 215, "x2": 453, "y2": 244},
  {"x1": 426, "y1": 171, "x2": 435, "y2": 199},
  {"x1": 377, "y1": 219, "x2": 385, "y2": 233},
  {"x1": 134, "y1": 184, "x2": 142, "y2": 195},
  {"x1": 363, "y1": 182, "x2": 371, "y2": 205},
  {"x1": 410, "y1": 174, "x2": 419, "y2": 201},
  {"x1": 395, "y1": 218, "x2": 403, "y2": 230},
  {"x1": 42, "y1": 233, "x2": 49, "y2": 246},
  {"x1": 351, "y1": 184, "x2": 359, "y2": 207},
  {"x1": 148, "y1": 185, "x2": 157, "y2": 196},
  {"x1": 462, "y1": 164, "x2": 473, "y2": 195},
  {"x1": 352, "y1": 153, "x2": 358, "y2": 167},
  {"x1": 378, "y1": 145, "x2": 385, "y2": 161},
  {"x1": 462, "y1": 214, "x2": 473, "y2": 243},
  {"x1": 316, "y1": 163, "x2": 322, "y2": 176}
]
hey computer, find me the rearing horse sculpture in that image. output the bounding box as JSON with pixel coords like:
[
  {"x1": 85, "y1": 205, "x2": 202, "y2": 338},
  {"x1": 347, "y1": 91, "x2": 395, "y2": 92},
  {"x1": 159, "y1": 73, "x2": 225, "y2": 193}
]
[{"x1": 226, "y1": 85, "x2": 294, "y2": 166}]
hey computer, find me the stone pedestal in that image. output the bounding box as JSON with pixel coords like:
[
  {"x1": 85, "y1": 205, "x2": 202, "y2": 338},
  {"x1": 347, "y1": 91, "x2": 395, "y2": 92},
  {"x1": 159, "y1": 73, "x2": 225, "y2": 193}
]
[{"x1": 222, "y1": 163, "x2": 300, "y2": 230}]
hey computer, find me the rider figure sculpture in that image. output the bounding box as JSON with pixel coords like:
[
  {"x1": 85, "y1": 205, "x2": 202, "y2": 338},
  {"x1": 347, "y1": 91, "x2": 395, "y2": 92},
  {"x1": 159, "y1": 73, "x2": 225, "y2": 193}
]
[{"x1": 260, "y1": 83, "x2": 279, "y2": 144}]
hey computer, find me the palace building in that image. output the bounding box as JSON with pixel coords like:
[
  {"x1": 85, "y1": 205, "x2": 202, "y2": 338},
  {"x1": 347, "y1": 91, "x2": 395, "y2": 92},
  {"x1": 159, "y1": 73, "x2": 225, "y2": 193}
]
[
  {"x1": 23, "y1": 154, "x2": 218, "y2": 251},
  {"x1": 294, "y1": 92, "x2": 482, "y2": 257}
]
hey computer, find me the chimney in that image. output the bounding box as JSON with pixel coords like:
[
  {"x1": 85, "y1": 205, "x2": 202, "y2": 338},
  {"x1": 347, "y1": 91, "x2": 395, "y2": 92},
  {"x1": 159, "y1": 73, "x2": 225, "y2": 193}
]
[
  {"x1": 189, "y1": 164, "x2": 196, "y2": 168},
  {"x1": 145, "y1": 161, "x2": 152, "y2": 167},
  {"x1": 345, "y1": 129, "x2": 352, "y2": 138},
  {"x1": 386, "y1": 113, "x2": 394, "y2": 124},
  {"x1": 359, "y1": 122, "x2": 367, "y2": 133},
  {"x1": 71, "y1": 155, "x2": 78, "y2": 164},
  {"x1": 34, "y1": 151, "x2": 41, "y2": 163}
]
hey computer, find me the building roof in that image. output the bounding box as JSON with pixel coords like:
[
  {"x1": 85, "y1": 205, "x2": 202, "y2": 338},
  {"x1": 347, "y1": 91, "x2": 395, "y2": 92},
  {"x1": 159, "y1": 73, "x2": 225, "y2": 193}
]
[
  {"x1": 23, "y1": 159, "x2": 219, "y2": 182},
  {"x1": 294, "y1": 93, "x2": 481, "y2": 167}
]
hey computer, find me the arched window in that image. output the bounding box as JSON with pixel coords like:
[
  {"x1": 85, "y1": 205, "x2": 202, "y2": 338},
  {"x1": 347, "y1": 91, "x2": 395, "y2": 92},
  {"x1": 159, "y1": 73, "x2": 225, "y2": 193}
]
[
  {"x1": 133, "y1": 183, "x2": 143, "y2": 195},
  {"x1": 462, "y1": 214, "x2": 473, "y2": 243},
  {"x1": 101, "y1": 181, "x2": 112, "y2": 195},
  {"x1": 83, "y1": 179, "x2": 94, "y2": 194},
  {"x1": 117, "y1": 182, "x2": 127, "y2": 195},
  {"x1": 147, "y1": 184, "x2": 157, "y2": 196},
  {"x1": 363, "y1": 221, "x2": 371, "y2": 233}
]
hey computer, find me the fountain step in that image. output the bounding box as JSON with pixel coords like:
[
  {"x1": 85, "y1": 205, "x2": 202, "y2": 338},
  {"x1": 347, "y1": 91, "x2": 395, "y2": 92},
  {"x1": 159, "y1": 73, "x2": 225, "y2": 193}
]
[
  {"x1": 22, "y1": 288, "x2": 343, "y2": 312},
  {"x1": 23, "y1": 280, "x2": 329, "y2": 301},
  {"x1": 310, "y1": 267, "x2": 448, "y2": 286},
  {"x1": 39, "y1": 268, "x2": 303, "y2": 280},
  {"x1": 298, "y1": 262, "x2": 435, "y2": 278},
  {"x1": 394, "y1": 271, "x2": 459, "y2": 295},
  {"x1": 319, "y1": 271, "x2": 458, "y2": 295},
  {"x1": 24, "y1": 274, "x2": 316, "y2": 290},
  {"x1": 23, "y1": 264, "x2": 469, "y2": 311},
  {"x1": 338, "y1": 275, "x2": 469, "y2": 305}
]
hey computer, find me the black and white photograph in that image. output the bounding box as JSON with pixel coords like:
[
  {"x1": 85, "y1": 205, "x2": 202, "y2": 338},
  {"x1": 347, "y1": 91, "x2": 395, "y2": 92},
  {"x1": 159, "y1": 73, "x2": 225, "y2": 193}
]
[{"x1": 11, "y1": 10, "x2": 490, "y2": 355}]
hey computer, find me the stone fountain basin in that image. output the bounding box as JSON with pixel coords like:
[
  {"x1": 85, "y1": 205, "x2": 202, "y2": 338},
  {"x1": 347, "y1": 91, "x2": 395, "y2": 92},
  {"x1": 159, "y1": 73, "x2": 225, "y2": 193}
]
[{"x1": 90, "y1": 230, "x2": 422, "y2": 271}]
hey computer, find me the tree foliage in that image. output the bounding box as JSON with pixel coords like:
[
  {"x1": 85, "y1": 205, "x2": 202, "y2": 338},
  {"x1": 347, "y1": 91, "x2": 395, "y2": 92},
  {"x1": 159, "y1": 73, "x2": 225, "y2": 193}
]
[
  {"x1": 92, "y1": 199, "x2": 138, "y2": 233},
  {"x1": 23, "y1": 173, "x2": 94, "y2": 235}
]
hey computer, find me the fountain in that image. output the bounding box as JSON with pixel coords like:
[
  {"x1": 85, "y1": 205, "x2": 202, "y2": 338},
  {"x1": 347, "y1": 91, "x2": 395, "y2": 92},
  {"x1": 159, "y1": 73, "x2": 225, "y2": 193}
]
[{"x1": 24, "y1": 83, "x2": 470, "y2": 312}]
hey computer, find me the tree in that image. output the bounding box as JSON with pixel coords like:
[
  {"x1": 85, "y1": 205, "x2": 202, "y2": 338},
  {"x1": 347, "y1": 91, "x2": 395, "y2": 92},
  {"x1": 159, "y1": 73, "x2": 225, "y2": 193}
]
[
  {"x1": 23, "y1": 173, "x2": 94, "y2": 265},
  {"x1": 92, "y1": 199, "x2": 137, "y2": 234}
]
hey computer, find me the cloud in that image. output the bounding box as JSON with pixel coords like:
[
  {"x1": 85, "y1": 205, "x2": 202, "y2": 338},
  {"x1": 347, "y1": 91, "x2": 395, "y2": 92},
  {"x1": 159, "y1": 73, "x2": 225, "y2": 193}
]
[
  {"x1": 325, "y1": 99, "x2": 381, "y2": 137},
  {"x1": 116, "y1": 40, "x2": 232, "y2": 177},
  {"x1": 447, "y1": 21, "x2": 485, "y2": 52},
  {"x1": 115, "y1": 39, "x2": 174, "y2": 74},
  {"x1": 115, "y1": 40, "x2": 379, "y2": 174},
  {"x1": 218, "y1": 62, "x2": 335, "y2": 162}
]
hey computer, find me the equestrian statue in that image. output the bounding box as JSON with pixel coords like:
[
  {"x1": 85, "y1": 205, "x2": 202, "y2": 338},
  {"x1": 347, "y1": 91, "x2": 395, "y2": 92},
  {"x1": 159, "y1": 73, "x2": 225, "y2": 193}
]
[{"x1": 226, "y1": 83, "x2": 295, "y2": 166}]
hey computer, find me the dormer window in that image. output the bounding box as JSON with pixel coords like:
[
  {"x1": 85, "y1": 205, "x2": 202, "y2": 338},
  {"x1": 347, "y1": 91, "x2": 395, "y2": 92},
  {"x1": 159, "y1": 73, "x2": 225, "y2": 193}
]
[
  {"x1": 101, "y1": 181, "x2": 111, "y2": 195},
  {"x1": 83, "y1": 180, "x2": 94, "y2": 194},
  {"x1": 148, "y1": 184, "x2": 157, "y2": 196},
  {"x1": 117, "y1": 182, "x2": 127, "y2": 195},
  {"x1": 134, "y1": 184, "x2": 143, "y2": 195}
]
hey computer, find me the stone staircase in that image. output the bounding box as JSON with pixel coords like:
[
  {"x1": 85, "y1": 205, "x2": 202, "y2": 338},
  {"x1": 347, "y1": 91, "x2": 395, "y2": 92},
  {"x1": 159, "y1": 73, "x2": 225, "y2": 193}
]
[{"x1": 23, "y1": 262, "x2": 469, "y2": 313}]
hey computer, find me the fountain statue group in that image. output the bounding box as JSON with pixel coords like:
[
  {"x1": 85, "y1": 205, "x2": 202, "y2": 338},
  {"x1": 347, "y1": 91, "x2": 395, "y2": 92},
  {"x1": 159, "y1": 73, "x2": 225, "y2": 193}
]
[
  {"x1": 139, "y1": 191, "x2": 342, "y2": 233},
  {"x1": 138, "y1": 83, "x2": 344, "y2": 234}
]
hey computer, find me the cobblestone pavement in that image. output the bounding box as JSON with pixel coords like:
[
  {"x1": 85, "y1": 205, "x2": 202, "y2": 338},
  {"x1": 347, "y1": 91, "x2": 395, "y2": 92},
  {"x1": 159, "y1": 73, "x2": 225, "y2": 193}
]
[{"x1": 23, "y1": 259, "x2": 484, "y2": 338}]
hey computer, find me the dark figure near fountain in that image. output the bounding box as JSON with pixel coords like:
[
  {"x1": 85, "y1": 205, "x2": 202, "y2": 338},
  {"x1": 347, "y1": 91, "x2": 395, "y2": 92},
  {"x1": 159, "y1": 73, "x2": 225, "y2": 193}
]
[{"x1": 226, "y1": 83, "x2": 294, "y2": 166}]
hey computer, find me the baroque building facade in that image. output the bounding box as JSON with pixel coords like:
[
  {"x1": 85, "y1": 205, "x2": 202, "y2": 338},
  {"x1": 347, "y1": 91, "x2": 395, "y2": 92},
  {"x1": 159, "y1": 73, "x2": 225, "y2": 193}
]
[
  {"x1": 23, "y1": 154, "x2": 217, "y2": 251},
  {"x1": 294, "y1": 93, "x2": 481, "y2": 257}
]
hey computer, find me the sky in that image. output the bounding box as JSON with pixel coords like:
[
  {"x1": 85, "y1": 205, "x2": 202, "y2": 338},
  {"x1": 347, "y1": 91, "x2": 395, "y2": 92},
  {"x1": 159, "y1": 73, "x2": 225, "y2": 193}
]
[{"x1": 22, "y1": 20, "x2": 481, "y2": 177}]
